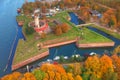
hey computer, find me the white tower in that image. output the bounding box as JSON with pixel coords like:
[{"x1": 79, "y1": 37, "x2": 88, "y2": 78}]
[{"x1": 34, "y1": 15, "x2": 40, "y2": 28}]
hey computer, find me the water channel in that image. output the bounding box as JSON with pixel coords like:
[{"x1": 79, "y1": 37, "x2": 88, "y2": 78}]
[
  {"x1": 0, "y1": 0, "x2": 120, "y2": 77},
  {"x1": 0, "y1": 0, "x2": 34, "y2": 77}
]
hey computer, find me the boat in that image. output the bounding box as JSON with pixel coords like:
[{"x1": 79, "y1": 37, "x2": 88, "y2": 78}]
[
  {"x1": 53, "y1": 56, "x2": 60, "y2": 60},
  {"x1": 17, "y1": 8, "x2": 21, "y2": 13},
  {"x1": 64, "y1": 56, "x2": 68, "y2": 59},
  {"x1": 72, "y1": 54, "x2": 80, "y2": 58},
  {"x1": 90, "y1": 52, "x2": 96, "y2": 56}
]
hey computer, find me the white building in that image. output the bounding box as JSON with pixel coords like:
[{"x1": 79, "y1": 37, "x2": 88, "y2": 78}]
[{"x1": 34, "y1": 15, "x2": 40, "y2": 28}]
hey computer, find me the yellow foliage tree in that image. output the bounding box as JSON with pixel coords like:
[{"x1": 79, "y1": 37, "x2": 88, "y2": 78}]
[
  {"x1": 67, "y1": 73, "x2": 74, "y2": 80},
  {"x1": 100, "y1": 55, "x2": 114, "y2": 76},
  {"x1": 21, "y1": 72, "x2": 36, "y2": 80},
  {"x1": 1, "y1": 72, "x2": 22, "y2": 80},
  {"x1": 111, "y1": 54, "x2": 120, "y2": 80},
  {"x1": 113, "y1": 45, "x2": 120, "y2": 54},
  {"x1": 74, "y1": 75, "x2": 82, "y2": 80},
  {"x1": 84, "y1": 55, "x2": 101, "y2": 78},
  {"x1": 41, "y1": 63, "x2": 67, "y2": 80}
]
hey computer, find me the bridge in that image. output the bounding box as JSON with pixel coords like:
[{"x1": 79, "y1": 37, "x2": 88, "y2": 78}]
[{"x1": 77, "y1": 23, "x2": 93, "y2": 27}]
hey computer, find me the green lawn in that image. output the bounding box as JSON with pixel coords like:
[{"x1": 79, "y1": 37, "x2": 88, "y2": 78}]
[
  {"x1": 89, "y1": 24, "x2": 120, "y2": 40},
  {"x1": 78, "y1": 28, "x2": 112, "y2": 44},
  {"x1": 13, "y1": 39, "x2": 48, "y2": 65}
]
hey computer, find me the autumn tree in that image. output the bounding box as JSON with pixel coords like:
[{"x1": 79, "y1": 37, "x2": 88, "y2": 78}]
[
  {"x1": 64, "y1": 0, "x2": 72, "y2": 8},
  {"x1": 84, "y1": 55, "x2": 101, "y2": 78},
  {"x1": 79, "y1": 6, "x2": 90, "y2": 21},
  {"x1": 67, "y1": 73, "x2": 74, "y2": 80},
  {"x1": 74, "y1": 75, "x2": 82, "y2": 80},
  {"x1": 102, "y1": 68, "x2": 118, "y2": 80},
  {"x1": 61, "y1": 23, "x2": 70, "y2": 33},
  {"x1": 113, "y1": 45, "x2": 120, "y2": 55},
  {"x1": 45, "y1": 2, "x2": 51, "y2": 9},
  {"x1": 55, "y1": 25, "x2": 62, "y2": 36},
  {"x1": 40, "y1": 63, "x2": 67, "y2": 80},
  {"x1": 100, "y1": 54, "x2": 114, "y2": 78},
  {"x1": 90, "y1": 74, "x2": 99, "y2": 80},
  {"x1": 41, "y1": 6, "x2": 46, "y2": 13},
  {"x1": 1, "y1": 72, "x2": 22, "y2": 80},
  {"x1": 21, "y1": 72, "x2": 36, "y2": 80},
  {"x1": 112, "y1": 54, "x2": 120, "y2": 80},
  {"x1": 59, "y1": 2, "x2": 65, "y2": 9},
  {"x1": 40, "y1": 32, "x2": 46, "y2": 39},
  {"x1": 32, "y1": 69, "x2": 45, "y2": 80},
  {"x1": 102, "y1": 9, "x2": 117, "y2": 28}
]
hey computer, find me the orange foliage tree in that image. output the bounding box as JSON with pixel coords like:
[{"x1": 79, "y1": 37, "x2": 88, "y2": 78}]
[
  {"x1": 40, "y1": 63, "x2": 67, "y2": 80},
  {"x1": 84, "y1": 55, "x2": 101, "y2": 78},
  {"x1": 111, "y1": 54, "x2": 120, "y2": 80},
  {"x1": 40, "y1": 32, "x2": 46, "y2": 39},
  {"x1": 102, "y1": 9, "x2": 117, "y2": 28},
  {"x1": 79, "y1": 6, "x2": 90, "y2": 21},
  {"x1": 61, "y1": 23, "x2": 70, "y2": 33},
  {"x1": 67, "y1": 63, "x2": 82, "y2": 76},
  {"x1": 55, "y1": 25, "x2": 62, "y2": 36},
  {"x1": 100, "y1": 54, "x2": 114, "y2": 77},
  {"x1": 67, "y1": 73, "x2": 74, "y2": 80},
  {"x1": 21, "y1": 72, "x2": 36, "y2": 80},
  {"x1": 1, "y1": 72, "x2": 22, "y2": 80},
  {"x1": 74, "y1": 75, "x2": 82, "y2": 80}
]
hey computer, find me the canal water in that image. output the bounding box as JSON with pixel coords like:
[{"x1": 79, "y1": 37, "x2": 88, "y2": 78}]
[{"x1": 0, "y1": 0, "x2": 34, "y2": 77}]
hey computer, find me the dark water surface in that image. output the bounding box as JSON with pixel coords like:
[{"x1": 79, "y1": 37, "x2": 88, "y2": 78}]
[{"x1": 0, "y1": 0, "x2": 34, "y2": 77}]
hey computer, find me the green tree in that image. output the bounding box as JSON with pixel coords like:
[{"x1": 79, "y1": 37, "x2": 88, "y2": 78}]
[
  {"x1": 108, "y1": 19, "x2": 115, "y2": 27},
  {"x1": 102, "y1": 68, "x2": 118, "y2": 80},
  {"x1": 82, "y1": 73, "x2": 90, "y2": 80},
  {"x1": 32, "y1": 69, "x2": 46, "y2": 80}
]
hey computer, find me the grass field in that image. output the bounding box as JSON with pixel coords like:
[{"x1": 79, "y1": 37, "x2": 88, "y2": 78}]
[
  {"x1": 89, "y1": 24, "x2": 120, "y2": 40},
  {"x1": 78, "y1": 28, "x2": 112, "y2": 43}
]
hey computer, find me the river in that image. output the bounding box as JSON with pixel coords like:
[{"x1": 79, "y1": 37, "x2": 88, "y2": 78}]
[{"x1": 0, "y1": 0, "x2": 34, "y2": 77}]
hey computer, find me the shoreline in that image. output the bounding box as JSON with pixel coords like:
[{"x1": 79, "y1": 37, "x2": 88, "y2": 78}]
[
  {"x1": 76, "y1": 42, "x2": 115, "y2": 48},
  {"x1": 42, "y1": 39, "x2": 77, "y2": 48},
  {"x1": 12, "y1": 50, "x2": 49, "y2": 71}
]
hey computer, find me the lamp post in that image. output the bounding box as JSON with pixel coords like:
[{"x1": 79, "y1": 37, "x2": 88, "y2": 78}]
[{"x1": 79, "y1": 26, "x2": 84, "y2": 39}]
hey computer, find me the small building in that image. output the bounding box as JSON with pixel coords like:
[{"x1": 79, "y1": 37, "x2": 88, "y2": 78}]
[
  {"x1": 89, "y1": 10, "x2": 102, "y2": 18},
  {"x1": 29, "y1": 14, "x2": 51, "y2": 34}
]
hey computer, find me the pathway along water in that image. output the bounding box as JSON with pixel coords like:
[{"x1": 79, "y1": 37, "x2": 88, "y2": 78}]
[{"x1": 0, "y1": 0, "x2": 34, "y2": 77}]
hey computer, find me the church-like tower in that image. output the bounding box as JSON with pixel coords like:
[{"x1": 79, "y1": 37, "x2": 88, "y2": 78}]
[{"x1": 34, "y1": 14, "x2": 40, "y2": 28}]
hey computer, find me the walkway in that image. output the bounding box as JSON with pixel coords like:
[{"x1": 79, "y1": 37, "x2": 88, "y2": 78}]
[
  {"x1": 77, "y1": 22, "x2": 120, "y2": 35},
  {"x1": 77, "y1": 23, "x2": 93, "y2": 27}
]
